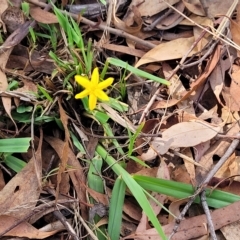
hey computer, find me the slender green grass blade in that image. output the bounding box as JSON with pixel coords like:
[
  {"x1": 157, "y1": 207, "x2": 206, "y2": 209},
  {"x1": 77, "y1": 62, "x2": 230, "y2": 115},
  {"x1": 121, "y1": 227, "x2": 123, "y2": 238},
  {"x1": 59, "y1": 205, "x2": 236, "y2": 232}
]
[
  {"x1": 108, "y1": 176, "x2": 126, "y2": 240},
  {"x1": 0, "y1": 138, "x2": 31, "y2": 152},
  {"x1": 4, "y1": 154, "x2": 26, "y2": 172},
  {"x1": 87, "y1": 154, "x2": 105, "y2": 240},
  {"x1": 107, "y1": 57, "x2": 170, "y2": 85},
  {"x1": 133, "y1": 175, "x2": 240, "y2": 208},
  {"x1": 88, "y1": 155, "x2": 104, "y2": 193},
  {"x1": 96, "y1": 144, "x2": 167, "y2": 239}
]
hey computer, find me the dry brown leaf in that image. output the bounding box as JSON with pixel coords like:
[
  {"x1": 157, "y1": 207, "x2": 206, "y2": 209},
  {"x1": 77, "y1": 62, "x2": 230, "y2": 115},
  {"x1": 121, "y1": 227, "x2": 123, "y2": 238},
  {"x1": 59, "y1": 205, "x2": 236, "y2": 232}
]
[
  {"x1": 193, "y1": 26, "x2": 212, "y2": 52},
  {"x1": 0, "y1": 168, "x2": 5, "y2": 191},
  {"x1": 44, "y1": 136, "x2": 88, "y2": 220},
  {"x1": 30, "y1": 6, "x2": 58, "y2": 24},
  {"x1": 102, "y1": 43, "x2": 145, "y2": 57},
  {"x1": 0, "y1": 135, "x2": 42, "y2": 219},
  {"x1": 7, "y1": 44, "x2": 55, "y2": 74},
  {"x1": 152, "y1": 1, "x2": 185, "y2": 30},
  {"x1": 113, "y1": 5, "x2": 142, "y2": 34},
  {"x1": 215, "y1": 152, "x2": 238, "y2": 179},
  {"x1": 209, "y1": 54, "x2": 231, "y2": 107},
  {"x1": 124, "y1": 0, "x2": 179, "y2": 26},
  {"x1": 231, "y1": 9, "x2": 240, "y2": 57},
  {"x1": 56, "y1": 99, "x2": 70, "y2": 200},
  {"x1": 229, "y1": 64, "x2": 240, "y2": 111},
  {"x1": 0, "y1": 215, "x2": 58, "y2": 239},
  {"x1": 125, "y1": 200, "x2": 240, "y2": 240},
  {"x1": 135, "y1": 37, "x2": 197, "y2": 67},
  {"x1": 182, "y1": 0, "x2": 205, "y2": 16},
  {"x1": 0, "y1": 69, "x2": 18, "y2": 131},
  {"x1": 193, "y1": 140, "x2": 210, "y2": 162},
  {"x1": 149, "y1": 44, "x2": 221, "y2": 110},
  {"x1": 168, "y1": 199, "x2": 188, "y2": 223},
  {"x1": 12, "y1": 79, "x2": 38, "y2": 106},
  {"x1": 171, "y1": 165, "x2": 191, "y2": 184},
  {"x1": 195, "y1": 123, "x2": 240, "y2": 184}
]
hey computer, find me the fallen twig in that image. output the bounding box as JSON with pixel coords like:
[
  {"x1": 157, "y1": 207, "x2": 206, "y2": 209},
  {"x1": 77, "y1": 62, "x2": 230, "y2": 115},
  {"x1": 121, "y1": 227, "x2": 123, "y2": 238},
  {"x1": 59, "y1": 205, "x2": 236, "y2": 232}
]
[
  {"x1": 201, "y1": 190, "x2": 217, "y2": 240},
  {"x1": 27, "y1": 0, "x2": 156, "y2": 50},
  {"x1": 169, "y1": 133, "x2": 240, "y2": 239}
]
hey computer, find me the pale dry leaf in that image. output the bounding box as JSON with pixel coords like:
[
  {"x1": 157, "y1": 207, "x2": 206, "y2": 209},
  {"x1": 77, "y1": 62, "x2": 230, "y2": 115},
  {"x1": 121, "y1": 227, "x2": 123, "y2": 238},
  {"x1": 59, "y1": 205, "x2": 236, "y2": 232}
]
[
  {"x1": 181, "y1": 148, "x2": 196, "y2": 184},
  {"x1": 12, "y1": 79, "x2": 38, "y2": 106},
  {"x1": 221, "y1": 108, "x2": 240, "y2": 124},
  {"x1": 161, "y1": 121, "x2": 221, "y2": 149},
  {"x1": 231, "y1": 6, "x2": 240, "y2": 57},
  {"x1": 0, "y1": 0, "x2": 8, "y2": 30},
  {"x1": 135, "y1": 37, "x2": 197, "y2": 68},
  {"x1": 204, "y1": 0, "x2": 234, "y2": 17},
  {"x1": 0, "y1": 0, "x2": 8, "y2": 15},
  {"x1": 150, "y1": 137, "x2": 174, "y2": 155},
  {"x1": 230, "y1": 64, "x2": 240, "y2": 111},
  {"x1": 221, "y1": 221, "x2": 240, "y2": 240}
]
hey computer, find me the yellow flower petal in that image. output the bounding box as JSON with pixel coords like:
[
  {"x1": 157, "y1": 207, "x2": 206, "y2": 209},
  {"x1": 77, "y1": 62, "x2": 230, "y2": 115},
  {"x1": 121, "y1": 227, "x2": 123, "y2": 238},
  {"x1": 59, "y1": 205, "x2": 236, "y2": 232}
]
[
  {"x1": 75, "y1": 75, "x2": 91, "y2": 89},
  {"x1": 91, "y1": 67, "x2": 99, "y2": 86},
  {"x1": 97, "y1": 77, "x2": 114, "y2": 90},
  {"x1": 89, "y1": 94, "x2": 97, "y2": 110},
  {"x1": 75, "y1": 89, "x2": 90, "y2": 99},
  {"x1": 95, "y1": 89, "x2": 109, "y2": 101}
]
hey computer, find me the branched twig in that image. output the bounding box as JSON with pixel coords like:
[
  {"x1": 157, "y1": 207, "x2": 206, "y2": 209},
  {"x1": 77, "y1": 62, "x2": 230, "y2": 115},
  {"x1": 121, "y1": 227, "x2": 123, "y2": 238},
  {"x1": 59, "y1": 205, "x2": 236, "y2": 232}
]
[
  {"x1": 53, "y1": 210, "x2": 79, "y2": 240},
  {"x1": 201, "y1": 190, "x2": 217, "y2": 240},
  {"x1": 169, "y1": 133, "x2": 240, "y2": 239}
]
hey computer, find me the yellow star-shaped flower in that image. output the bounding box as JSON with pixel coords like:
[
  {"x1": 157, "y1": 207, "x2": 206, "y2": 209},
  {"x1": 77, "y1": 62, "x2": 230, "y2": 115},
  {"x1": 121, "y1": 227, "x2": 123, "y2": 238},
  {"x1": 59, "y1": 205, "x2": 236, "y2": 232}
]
[{"x1": 75, "y1": 67, "x2": 114, "y2": 110}]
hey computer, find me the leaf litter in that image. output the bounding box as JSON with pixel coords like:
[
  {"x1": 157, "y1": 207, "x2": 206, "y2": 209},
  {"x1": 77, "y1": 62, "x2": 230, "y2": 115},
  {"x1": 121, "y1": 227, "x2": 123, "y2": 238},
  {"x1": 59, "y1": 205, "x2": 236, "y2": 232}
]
[{"x1": 1, "y1": 0, "x2": 240, "y2": 239}]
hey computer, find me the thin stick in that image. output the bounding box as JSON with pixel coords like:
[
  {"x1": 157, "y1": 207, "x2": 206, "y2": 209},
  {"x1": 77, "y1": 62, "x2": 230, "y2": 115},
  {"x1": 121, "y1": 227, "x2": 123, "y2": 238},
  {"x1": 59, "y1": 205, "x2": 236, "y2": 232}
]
[
  {"x1": 169, "y1": 133, "x2": 240, "y2": 239},
  {"x1": 201, "y1": 190, "x2": 217, "y2": 240},
  {"x1": 138, "y1": 27, "x2": 210, "y2": 123},
  {"x1": 26, "y1": 0, "x2": 156, "y2": 50}
]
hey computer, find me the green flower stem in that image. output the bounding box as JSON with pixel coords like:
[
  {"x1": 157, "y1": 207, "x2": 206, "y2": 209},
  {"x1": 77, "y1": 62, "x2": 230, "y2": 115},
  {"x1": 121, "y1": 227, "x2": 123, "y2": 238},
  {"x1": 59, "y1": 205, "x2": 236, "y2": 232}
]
[{"x1": 96, "y1": 144, "x2": 167, "y2": 240}]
